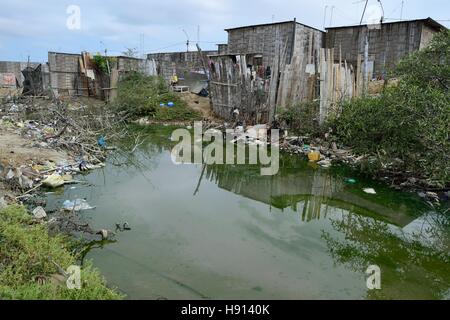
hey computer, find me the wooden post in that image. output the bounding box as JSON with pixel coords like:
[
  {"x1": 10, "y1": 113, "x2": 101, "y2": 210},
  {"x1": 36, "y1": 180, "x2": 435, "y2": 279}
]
[{"x1": 196, "y1": 43, "x2": 214, "y2": 111}]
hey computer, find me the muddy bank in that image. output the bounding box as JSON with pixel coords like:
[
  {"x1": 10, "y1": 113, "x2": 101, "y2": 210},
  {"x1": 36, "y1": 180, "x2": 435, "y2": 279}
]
[
  {"x1": 280, "y1": 133, "x2": 450, "y2": 205},
  {"x1": 0, "y1": 96, "x2": 120, "y2": 236}
]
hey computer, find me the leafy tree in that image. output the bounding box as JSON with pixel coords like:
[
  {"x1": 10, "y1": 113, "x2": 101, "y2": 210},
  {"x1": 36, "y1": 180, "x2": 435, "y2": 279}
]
[{"x1": 333, "y1": 30, "x2": 450, "y2": 187}]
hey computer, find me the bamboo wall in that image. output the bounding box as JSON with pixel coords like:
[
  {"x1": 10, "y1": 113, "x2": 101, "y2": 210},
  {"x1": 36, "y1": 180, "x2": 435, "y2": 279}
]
[
  {"x1": 209, "y1": 54, "x2": 272, "y2": 124},
  {"x1": 325, "y1": 20, "x2": 440, "y2": 79},
  {"x1": 212, "y1": 22, "x2": 325, "y2": 123}
]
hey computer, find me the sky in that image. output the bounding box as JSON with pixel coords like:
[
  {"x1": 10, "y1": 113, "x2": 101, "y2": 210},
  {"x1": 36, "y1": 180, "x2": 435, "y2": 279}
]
[{"x1": 0, "y1": 0, "x2": 448, "y2": 62}]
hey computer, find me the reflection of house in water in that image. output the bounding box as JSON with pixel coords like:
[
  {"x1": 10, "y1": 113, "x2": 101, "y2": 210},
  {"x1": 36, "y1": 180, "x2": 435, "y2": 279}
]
[{"x1": 204, "y1": 164, "x2": 419, "y2": 228}]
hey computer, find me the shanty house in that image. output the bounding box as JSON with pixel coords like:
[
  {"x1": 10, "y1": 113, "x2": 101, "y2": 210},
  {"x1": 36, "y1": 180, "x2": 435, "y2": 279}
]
[
  {"x1": 209, "y1": 20, "x2": 325, "y2": 122},
  {"x1": 147, "y1": 50, "x2": 217, "y2": 86},
  {"x1": 325, "y1": 17, "x2": 446, "y2": 79}
]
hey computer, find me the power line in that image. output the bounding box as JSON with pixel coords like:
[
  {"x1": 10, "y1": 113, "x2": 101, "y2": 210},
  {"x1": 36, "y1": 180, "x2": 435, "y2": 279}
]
[
  {"x1": 146, "y1": 42, "x2": 186, "y2": 53},
  {"x1": 333, "y1": 6, "x2": 360, "y2": 24}
]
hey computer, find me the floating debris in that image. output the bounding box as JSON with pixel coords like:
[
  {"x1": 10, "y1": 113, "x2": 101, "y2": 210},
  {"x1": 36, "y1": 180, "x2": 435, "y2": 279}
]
[
  {"x1": 62, "y1": 199, "x2": 95, "y2": 212},
  {"x1": 363, "y1": 188, "x2": 377, "y2": 195},
  {"x1": 42, "y1": 174, "x2": 66, "y2": 188},
  {"x1": 32, "y1": 206, "x2": 47, "y2": 219}
]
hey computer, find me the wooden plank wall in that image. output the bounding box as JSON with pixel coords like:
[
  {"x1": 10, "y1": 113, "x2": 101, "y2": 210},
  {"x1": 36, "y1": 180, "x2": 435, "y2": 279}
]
[
  {"x1": 276, "y1": 26, "x2": 323, "y2": 110},
  {"x1": 325, "y1": 21, "x2": 425, "y2": 79},
  {"x1": 209, "y1": 54, "x2": 272, "y2": 124},
  {"x1": 319, "y1": 48, "x2": 356, "y2": 124},
  {"x1": 212, "y1": 23, "x2": 325, "y2": 124}
]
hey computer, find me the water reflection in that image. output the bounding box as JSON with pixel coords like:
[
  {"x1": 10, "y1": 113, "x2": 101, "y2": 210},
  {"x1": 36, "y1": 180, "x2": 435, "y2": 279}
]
[
  {"x1": 322, "y1": 212, "x2": 450, "y2": 299},
  {"x1": 198, "y1": 146, "x2": 450, "y2": 299},
  {"x1": 50, "y1": 125, "x2": 449, "y2": 299},
  {"x1": 203, "y1": 158, "x2": 425, "y2": 228}
]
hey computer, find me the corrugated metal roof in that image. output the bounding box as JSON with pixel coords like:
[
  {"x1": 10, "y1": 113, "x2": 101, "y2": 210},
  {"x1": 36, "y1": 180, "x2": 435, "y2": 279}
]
[
  {"x1": 224, "y1": 20, "x2": 324, "y2": 33},
  {"x1": 325, "y1": 17, "x2": 447, "y2": 31}
]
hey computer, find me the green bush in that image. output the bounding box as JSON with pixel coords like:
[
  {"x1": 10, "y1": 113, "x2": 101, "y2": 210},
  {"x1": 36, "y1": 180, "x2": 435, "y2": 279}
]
[
  {"x1": 113, "y1": 72, "x2": 201, "y2": 121},
  {"x1": 92, "y1": 55, "x2": 116, "y2": 74},
  {"x1": 333, "y1": 30, "x2": 450, "y2": 187},
  {"x1": 278, "y1": 101, "x2": 321, "y2": 135},
  {"x1": 0, "y1": 205, "x2": 123, "y2": 300}
]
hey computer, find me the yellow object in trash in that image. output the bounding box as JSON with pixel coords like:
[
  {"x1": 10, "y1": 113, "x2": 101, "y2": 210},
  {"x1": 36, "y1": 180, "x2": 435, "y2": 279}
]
[
  {"x1": 42, "y1": 174, "x2": 65, "y2": 188},
  {"x1": 308, "y1": 151, "x2": 321, "y2": 162}
]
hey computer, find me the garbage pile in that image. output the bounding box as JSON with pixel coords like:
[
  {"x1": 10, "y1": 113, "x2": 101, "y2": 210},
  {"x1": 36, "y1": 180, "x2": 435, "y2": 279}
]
[
  {"x1": 1, "y1": 160, "x2": 105, "y2": 197},
  {"x1": 224, "y1": 124, "x2": 271, "y2": 146},
  {"x1": 281, "y1": 134, "x2": 358, "y2": 168},
  {"x1": 0, "y1": 98, "x2": 120, "y2": 203}
]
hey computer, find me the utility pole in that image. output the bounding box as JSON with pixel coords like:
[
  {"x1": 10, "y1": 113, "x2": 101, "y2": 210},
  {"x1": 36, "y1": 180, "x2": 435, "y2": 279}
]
[{"x1": 183, "y1": 29, "x2": 190, "y2": 53}]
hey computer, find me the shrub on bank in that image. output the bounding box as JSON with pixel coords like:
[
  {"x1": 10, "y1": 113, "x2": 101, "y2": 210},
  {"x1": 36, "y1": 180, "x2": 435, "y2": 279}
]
[
  {"x1": 113, "y1": 72, "x2": 201, "y2": 121},
  {"x1": 278, "y1": 101, "x2": 321, "y2": 136},
  {"x1": 0, "y1": 205, "x2": 123, "y2": 300},
  {"x1": 332, "y1": 30, "x2": 450, "y2": 187}
]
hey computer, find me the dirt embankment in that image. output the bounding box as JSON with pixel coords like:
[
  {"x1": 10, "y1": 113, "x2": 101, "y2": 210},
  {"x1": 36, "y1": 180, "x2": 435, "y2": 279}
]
[
  {"x1": 0, "y1": 128, "x2": 71, "y2": 198},
  {"x1": 0, "y1": 96, "x2": 109, "y2": 200},
  {"x1": 178, "y1": 93, "x2": 215, "y2": 120}
]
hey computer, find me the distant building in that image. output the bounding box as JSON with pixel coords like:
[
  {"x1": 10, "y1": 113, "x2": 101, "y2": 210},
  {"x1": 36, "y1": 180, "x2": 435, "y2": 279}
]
[
  {"x1": 217, "y1": 44, "x2": 228, "y2": 55},
  {"x1": 208, "y1": 20, "x2": 325, "y2": 122},
  {"x1": 147, "y1": 50, "x2": 217, "y2": 87},
  {"x1": 225, "y1": 20, "x2": 324, "y2": 67},
  {"x1": 48, "y1": 51, "x2": 155, "y2": 99},
  {"x1": 0, "y1": 61, "x2": 45, "y2": 88},
  {"x1": 325, "y1": 18, "x2": 446, "y2": 79}
]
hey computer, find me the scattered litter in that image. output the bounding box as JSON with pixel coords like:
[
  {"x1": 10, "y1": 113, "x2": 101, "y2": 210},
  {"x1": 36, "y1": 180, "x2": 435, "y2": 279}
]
[
  {"x1": 97, "y1": 229, "x2": 110, "y2": 240},
  {"x1": 308, "y1": 151, "x2": 321, "y2": 162},
  {"x1": 167, "y1": 102, "x2": 175, "y2": 107},
  {"x1": 317, "y1": 159, "x2": 332, "y2": 168},
  {"x1": 42, "y1": 174, "x2": 66, "y2": 188},
  {"x1": 97, "y1": 136, "x2": 106, "y2": 147},
  {"x1": 345, "y1": 178, "x2": 357, "y2": 184},
  {"x1": 123, "y1": 222, "x2": 131, "y2": 230},
  {"x1": 79, "y1": 160, "x2": 88, "y2": 171},
  {"x1": 32, "y1": 206, "x2": 47, "y2": 219},
  {"x1": 9, "y1": 104, "x2": 19, "y2": 112},
  {"x1": 86, "y1": 163, "x2": 105, "y2": 170},
  {"x1": 115, "y1": 222, "x2": 131, "y2": 232},
  {"x1": 62, "y1": 199, "x2": 95, "y2": 211},
  {"x1": 425, "y1": 191, "x2": 440, "y2": 202},
  {"x1": 363, "y1": 188, "x2": 377, "y2": 195},
  {"x1": 0, "y1": 197, "x2": 7, "y2": 210},
  {"x1": 6, "y1": 169, "x2": 15, "y2": 180}
]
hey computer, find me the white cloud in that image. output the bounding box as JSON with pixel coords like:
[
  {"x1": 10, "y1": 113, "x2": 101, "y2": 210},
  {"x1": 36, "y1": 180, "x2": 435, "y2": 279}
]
[{"x1": 0, "y1": 0, "x2": 448, "y2": 61}]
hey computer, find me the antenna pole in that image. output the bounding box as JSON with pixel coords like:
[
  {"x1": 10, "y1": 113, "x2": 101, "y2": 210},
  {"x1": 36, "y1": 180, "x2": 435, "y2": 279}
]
[
  {"x1": 378, "y1": 0, "x2": 385, "y2": 23},
  {"x1": 400, "y1": 0, "x2": 404, "y2": 20},
  {"x1": 360, "y1": 0, "x2": 369, "y2": 25},
  {"x1": 329, "y1": 6, "x2": 335, "y2": 27}
]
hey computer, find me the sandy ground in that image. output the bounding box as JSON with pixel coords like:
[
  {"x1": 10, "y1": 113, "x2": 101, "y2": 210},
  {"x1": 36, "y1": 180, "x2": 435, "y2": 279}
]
[
  {"x1": 0, "y1": 94, "x2": 209, "y2": 198},
  {"x1": 0, "y1": 130, "x2": 69, "y2": 167},
  {"x1": 0, "y1": 128, "x2": 71, "y2": 198},
  {"x1": 178, "y1": 92, "x2": 219, "y2": 121}
]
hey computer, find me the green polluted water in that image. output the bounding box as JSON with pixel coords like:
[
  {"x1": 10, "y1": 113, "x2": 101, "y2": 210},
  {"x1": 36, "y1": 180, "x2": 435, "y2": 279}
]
[{"x1": 46, "y1": 126, "x2": 450, "y2": 300}]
